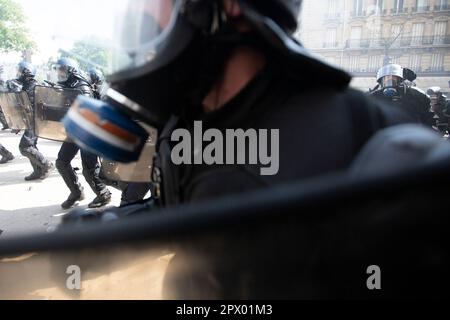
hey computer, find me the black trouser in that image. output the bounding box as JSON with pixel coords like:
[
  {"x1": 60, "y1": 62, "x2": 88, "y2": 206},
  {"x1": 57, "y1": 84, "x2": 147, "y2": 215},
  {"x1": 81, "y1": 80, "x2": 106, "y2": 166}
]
[
  {"x1": 120, "y1": 182, "x2": 153, "y2": 206},
  {"x1": 0, "y1": 143, "x2": 12, "y2": 157},
  {"x1": 19, "y1": 130, "x2": 49, "y2": 174},
  {"x1": 56, "y1": 141, "x2": 107, "y2": 196}
]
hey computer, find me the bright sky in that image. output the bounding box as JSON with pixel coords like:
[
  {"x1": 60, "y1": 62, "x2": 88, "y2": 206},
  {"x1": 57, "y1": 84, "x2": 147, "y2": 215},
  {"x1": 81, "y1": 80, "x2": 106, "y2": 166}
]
[{"x1": 5, "y1": 0, "x2": 122, "y2": 64}]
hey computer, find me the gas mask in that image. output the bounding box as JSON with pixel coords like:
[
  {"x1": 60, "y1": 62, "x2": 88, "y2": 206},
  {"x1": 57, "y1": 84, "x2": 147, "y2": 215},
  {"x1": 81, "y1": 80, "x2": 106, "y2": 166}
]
[{"x1": 376, "y1": 64, "x2": 405, "y2": 100}]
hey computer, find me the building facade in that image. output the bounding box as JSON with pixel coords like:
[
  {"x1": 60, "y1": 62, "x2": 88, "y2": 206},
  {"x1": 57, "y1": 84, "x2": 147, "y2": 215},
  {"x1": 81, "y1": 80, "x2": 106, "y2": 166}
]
[{"x1": 298, "y1": 0, "x2": 450, "y2": 93}]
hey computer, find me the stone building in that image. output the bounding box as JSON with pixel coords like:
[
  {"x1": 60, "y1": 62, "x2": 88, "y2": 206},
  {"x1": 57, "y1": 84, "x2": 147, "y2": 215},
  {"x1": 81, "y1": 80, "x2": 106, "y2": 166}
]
[{"x1": 298, "y1": 0, "x2": 450, "y2": 93}]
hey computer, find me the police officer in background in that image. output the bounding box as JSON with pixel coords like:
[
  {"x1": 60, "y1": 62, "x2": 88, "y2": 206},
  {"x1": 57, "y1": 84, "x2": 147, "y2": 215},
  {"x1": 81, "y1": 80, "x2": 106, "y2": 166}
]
[
  {"x1": 0, "y1": 68, "x2": 10, "y2": 130},
  {"x1": 54, "y1": 58, "x2": 112, "y2": 209},
  {"x1": 87, "y1": 68, "x2": 106, "y2": 100},
  {"x1": 427, "y1": 87, "x2": 449, "y2": 135},
  {"x1": 370, "y1": 64, "x2": 435, "y2": 127},
  {"x1": 0, "y1": 68, "x2": 12, "y2": 160},
  {"x1": 11, "y1": 61, "x2": 54, "y2": 181}
]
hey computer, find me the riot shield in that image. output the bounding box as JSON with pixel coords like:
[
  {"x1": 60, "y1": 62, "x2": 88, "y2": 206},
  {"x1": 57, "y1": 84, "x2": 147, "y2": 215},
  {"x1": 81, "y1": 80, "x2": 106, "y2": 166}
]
[
  {"x1": 34, "y1": 85, "x2": 81, "y2": 142},
  {"x1": 0, "y1": 92, "x2": 33, "y2": 130},
  {"x1": 1, "y1": 158, "x2": 450, "y2": 299},
  {"x1": 101, "y1": 124, "x2": 157, "y2": 183}
]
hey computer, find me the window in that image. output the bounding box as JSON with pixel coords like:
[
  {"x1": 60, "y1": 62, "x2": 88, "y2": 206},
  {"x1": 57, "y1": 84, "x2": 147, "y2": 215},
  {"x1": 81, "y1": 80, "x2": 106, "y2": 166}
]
[
  {"x1": 394, "y1": 0, "x2": 404, "y2": 13},
  {"x1": 353, "y1": 0, "x2": 364, "y2": 16},
  {"x1": 411, "y1": 23, "x2": 425, "y2": 45},
  {"x1": 376, "y1": 0, "x2": 384, "y2": 11},
  {"x1": 325, "y1": 28, "x2": 338, "y2": 47},
  {"x1": 433, "y1": 21, "x2": 447, "y2": 45},
  {"x1": 327, "y1": 0, "x2": 339, "y2": 17},
  {"x1": 391, "y1": 24, "x2": 403, "y2": 47},
  {"x1": 368, "y1": 55, "x2": 383, "y2": 72},
  {"x1": 369, "y1": 0, "x2": 383, "y2": 14},
  {"x1": 369, "y1": 24, "x2": 383, "y2": 47},
  {"x1": 430, "y1": 53, "x2": 444, "y2": 71},
  {"x1": 348, "y1": 55, "x2": 361, "y2": 72},
  {"x1": 436, "y1": 0, "x2": 449, "y2": 10},
  {"x1": 349, "y1": 26, "x2": 363, "y2": 47},
  {"x1": 415, "y1": 0, "x2": 428, "y2": 12},
  {"x1": 409, "y1": 54, "x2": 422, "y2": 71}
]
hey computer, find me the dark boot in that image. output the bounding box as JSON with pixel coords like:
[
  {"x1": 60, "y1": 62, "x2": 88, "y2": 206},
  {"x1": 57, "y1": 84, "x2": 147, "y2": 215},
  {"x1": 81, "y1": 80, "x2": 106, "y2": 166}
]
[
  {"x1": 25, "y1": 162, "x2": 43, "y2": 181},
  {"x1": 62, "y1": 188, "x2": 86, "y2": 210},
  {"x1": 56, "y1": 159, "x2": 84, "y2": 209},
  {"x1": 20, "y1": 136, "x2": 52, "y2": 181},
  {"x1": 0, "y1": 145, "x2": 14, "y2": 164},
  {"x1": 88, "y1": 190, "x2": 112, "y2": 209},
  {"x1": 39, "y1": 162, "x2": 55, "y2": 180}
]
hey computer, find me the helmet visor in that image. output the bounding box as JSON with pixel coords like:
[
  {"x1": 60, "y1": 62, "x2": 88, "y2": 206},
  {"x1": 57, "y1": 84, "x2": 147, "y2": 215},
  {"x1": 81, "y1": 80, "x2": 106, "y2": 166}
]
[
  {"x1": 380, "y1": 75, "x2": 401, "y2": 88},
  {"x1": 52, "y1": 64, "x2": 69, "y2": 82},
  {"x1": 16, "y1": 66, "x2": 23, "y2": 79},
  {"x1": 52, "y1": 0, "x2": 180, "y2": 77}
]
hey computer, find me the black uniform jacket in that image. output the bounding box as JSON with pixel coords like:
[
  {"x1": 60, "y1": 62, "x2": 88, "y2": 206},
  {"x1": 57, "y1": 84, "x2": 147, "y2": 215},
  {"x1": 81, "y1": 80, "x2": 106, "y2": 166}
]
[{"x1": 158, "y1": 63, "x2": 411, "y2": 205}]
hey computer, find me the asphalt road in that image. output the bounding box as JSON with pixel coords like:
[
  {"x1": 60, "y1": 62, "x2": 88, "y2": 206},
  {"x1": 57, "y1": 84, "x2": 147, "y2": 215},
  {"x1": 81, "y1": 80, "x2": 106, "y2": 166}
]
[{"x1": 0, "y1": 130, "x2": 122, "y2": 239}]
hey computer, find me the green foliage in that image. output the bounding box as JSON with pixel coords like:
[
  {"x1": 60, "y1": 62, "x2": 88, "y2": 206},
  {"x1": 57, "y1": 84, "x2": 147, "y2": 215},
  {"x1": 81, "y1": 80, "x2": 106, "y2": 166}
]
[
  {"x1": 60, "y1": 37, "x2": 108, "y2": 73},
  {"x1": 0, "y1": 0, "x2": 35, "y2": 52}
]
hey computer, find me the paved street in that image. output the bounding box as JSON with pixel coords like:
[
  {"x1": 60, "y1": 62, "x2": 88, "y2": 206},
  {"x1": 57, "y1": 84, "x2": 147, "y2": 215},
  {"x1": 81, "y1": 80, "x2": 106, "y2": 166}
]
[{"x1": 0, "y1": 130, "x2": 122, "y2": 239}]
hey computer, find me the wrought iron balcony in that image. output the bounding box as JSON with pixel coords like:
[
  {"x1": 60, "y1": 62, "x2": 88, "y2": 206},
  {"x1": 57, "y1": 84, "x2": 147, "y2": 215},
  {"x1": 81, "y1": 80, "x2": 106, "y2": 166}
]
[
  {"x1": 401, "y1": 36, "x2": 450, "y2": 46},
  {"x1": 345, "y1": 39, "x2": 370, "y2": 48},
  {"x1": 350, "y1": 10, "x2": 366, "y2": 17},
  {"x1": 434, "y1": 4, "x2": 450, "y2": 11},
  {"x1": 390, "y1": 7, "x2": 409, "y2": 14},
  {"x1": 412, "y1": 6, "x2": 430, "y2": 13},
  {"x1": 323, "y1": 12, "x2": 341, "y2": 22},
  {"x1": 345, "y1": 36, "x2": 450, "y2": 49},
  {"x1": 322, "y1": 42, "x2": 340, "y2": 48}
]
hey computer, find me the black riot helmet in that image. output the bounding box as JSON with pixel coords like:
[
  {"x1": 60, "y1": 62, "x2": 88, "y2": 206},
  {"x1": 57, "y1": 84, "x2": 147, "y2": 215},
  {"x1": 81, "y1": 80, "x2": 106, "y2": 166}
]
[
  {"x1": 17, "y1": 61, "x2": 37, "y2": 80},
  {"x1": 108, "y1": 0, "x2": 347, "y2": 127},
  {"x1": 88, "y1": 68, "x2": 104, "y2": 85},
  {"x1": 53, "y1": 58, "x2": 80, "y2": 83},
  {"x1": 427, "y1": 86, "x2": 447, "y2": 108},
  {"x1": 60, "y1": 0, "x2": 349, "y2": 126},
  {"x1": 105, "y1": 0, "x2": 304, "y2": 83}
]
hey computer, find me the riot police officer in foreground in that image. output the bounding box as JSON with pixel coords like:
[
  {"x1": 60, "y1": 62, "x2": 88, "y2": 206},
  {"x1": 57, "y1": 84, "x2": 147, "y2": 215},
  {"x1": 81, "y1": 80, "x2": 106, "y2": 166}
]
[
  {"x1": 370, "y1": 64, "x2": 435, "y2": 127},
  {"x1": 64, "y1": 0, "x2": 413, "y2": 213},
  {"x1": 12, "y1": 61, "x2": 54, "y2": 181},
  {"x1": 427, "y1": 86, "x2": 449, "y2": 135},
  {"x1": 54, "y1": 58, "x2": 112, "y2": 209}
]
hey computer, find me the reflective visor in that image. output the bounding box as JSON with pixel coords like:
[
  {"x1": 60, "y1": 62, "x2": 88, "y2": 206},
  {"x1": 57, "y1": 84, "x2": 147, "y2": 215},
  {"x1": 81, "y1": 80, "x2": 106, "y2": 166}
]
[
  {"x1": 115, "y1": 0, "x2": 178, "y2": 71},
  {"x1": 52, "y1": 0, "x2": 180, "y2": 77},
  {"x1": 52, "y1": 64, "x2": 69, "y2": 82},
  {"x1": 380, "y1": 75, "x2": 401, "y2": 89}
]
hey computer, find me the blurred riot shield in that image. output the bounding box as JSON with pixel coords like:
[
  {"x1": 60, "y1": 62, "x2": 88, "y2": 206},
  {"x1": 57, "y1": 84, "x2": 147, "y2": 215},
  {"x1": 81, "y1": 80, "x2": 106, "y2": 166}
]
[
  {"x1": 34, "y1": 85, "x2": 81, "y2": 141},
  {"x1": 0, "y1": 92, "x2": 33, "y2": 130},
  {"x1": 100, "y1": 124, "x2": 157, "y2": 183},
  {"x1": 1, "y1": 156, "x2": 450, "y2": 299}
]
